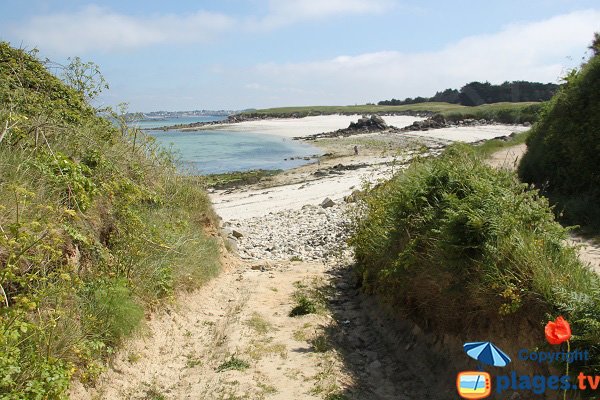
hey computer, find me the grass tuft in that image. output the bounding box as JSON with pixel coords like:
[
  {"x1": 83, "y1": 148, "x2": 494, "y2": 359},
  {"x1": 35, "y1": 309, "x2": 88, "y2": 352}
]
[{"x1": 216, "y1": 356, "x2": 251, "y2": 372}]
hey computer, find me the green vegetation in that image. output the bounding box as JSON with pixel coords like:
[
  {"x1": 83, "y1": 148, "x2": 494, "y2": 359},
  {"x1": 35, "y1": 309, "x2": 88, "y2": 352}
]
[
  {"x1": 216, "y1": 356, "x2": 250, "y2": 372},
  {"x1": 289, "y1": 279, "x2": 327, "y2": 317},
  {"x1": 244, "y1": 312, "x2": 274, "y2": 334},
  {"x1": 350, "y1": 145, "x2": 600, "y2": 377},
  {"x1": 0, "y1": 43, "x2": 220, "y2": 398},
  {"x1": 289, "y1": 296, "x2": 319, "y2": 317},
  {"x1": 519, "y1": 51, "x2": 600, "y2": 232},
  {"x1": 309, "y1": 332, "x2": 331, "y2": 353},
  {"x1": 379, "y1": 80, "x2": 558, "y2": 106},
  {"x1": 201, "y1": 169, "x2": 282, "y2": 190},
  {"x1": 240, "y1": 102, "x2": 542, "y2": 124}
]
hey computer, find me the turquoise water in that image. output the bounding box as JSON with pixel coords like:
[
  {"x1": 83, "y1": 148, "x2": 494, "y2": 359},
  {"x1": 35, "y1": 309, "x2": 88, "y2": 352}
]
[
  {"x1": 149, "y1": 129, "x2": 320, "y2": 174},
  {"x1": 134, "y1": 115, "x2": 228, "y2": 129}
]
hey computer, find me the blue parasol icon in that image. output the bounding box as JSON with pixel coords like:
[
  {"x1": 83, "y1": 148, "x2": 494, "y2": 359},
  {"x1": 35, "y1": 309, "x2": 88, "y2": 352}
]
[{"x1": 463, "y1": 341, "x2": 511, "y2": 367}]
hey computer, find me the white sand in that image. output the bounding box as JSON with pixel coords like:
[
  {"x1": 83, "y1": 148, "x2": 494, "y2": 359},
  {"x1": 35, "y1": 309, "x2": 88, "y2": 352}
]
[
  {"x1": 208, "y1": 115, "x2": 531, "y2": 220},
  {"x1": 212, "y1": 123, "x2": 531, "y2": 220},
  {"x1": 212, "y1": 156, "x2": 400, "y2": 220},
  {"x1": 197, "y1": 114, "x2": 526, "y2": 143},
  {"x1": 404, "y1": 124, "x2": 529, "y2": 143},
  {"x1": 195, "y1": 114, "x2": 424, "y2": 138}
]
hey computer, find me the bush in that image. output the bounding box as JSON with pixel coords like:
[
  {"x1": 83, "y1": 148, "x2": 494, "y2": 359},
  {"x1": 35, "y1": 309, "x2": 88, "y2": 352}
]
[
  {"x1": 519, "y1": 53, "x2": 600, "y2": 231},
  {"x1": 0, "y1": 43, "x2": 220, "y2": 397},
  {"x1": 350, "y1": 145, "x2": 600, "y2": 377}
]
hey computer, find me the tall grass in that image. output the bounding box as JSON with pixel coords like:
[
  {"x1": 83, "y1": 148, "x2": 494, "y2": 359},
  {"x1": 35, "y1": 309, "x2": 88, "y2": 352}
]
[
  {"x1": 350, "y1": 144, "x2": 600, "y2": 378},
  {"x1": 0, "y1": 43, "x2": 220, "y2": 397}
]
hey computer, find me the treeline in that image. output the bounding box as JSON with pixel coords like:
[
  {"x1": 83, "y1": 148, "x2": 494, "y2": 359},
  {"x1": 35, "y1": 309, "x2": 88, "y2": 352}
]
[{"x1": 379, "y1": 81, "x2": 559, "y2": 106}]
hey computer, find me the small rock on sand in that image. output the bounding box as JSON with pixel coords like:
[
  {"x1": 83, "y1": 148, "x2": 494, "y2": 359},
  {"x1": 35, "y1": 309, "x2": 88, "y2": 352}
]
[{"x1": 320, "y1": 197, "x2": 335, "y2": 208}]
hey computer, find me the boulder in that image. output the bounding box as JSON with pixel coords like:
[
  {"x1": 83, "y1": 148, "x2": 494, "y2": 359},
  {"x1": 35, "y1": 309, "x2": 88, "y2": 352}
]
[
  {"x1": 348, "y1": 115, "x2": 388, "y2": 131},
  {"x1": 232, "y1": 229, "x2": 245, "y2": 239},
  {"x1": 320, "y1": 197, "x2": 335, "y2": 208}
]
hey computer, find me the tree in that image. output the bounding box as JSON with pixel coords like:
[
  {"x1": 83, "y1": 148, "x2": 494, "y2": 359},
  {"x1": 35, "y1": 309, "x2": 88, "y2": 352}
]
[
  {"x1": 590, "y1": 32, "x2": 600, "y2": 56},
  {"x1": 60, "y1": 56, "x2": 109, "y2": 101}
]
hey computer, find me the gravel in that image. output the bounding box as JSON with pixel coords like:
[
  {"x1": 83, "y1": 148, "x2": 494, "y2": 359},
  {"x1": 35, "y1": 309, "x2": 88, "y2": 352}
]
[{"x1": 225, "y1": 202, "x2": 354, "y2": 262}]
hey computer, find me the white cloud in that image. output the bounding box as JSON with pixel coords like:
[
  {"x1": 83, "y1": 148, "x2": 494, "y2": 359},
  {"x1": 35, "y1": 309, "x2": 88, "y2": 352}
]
[
  {"x1": 241, "y1": 10, "x2": 600, "y2": 106},
  {"x1": 10, "y1": 1, "x2": 394, "y2": 54},
  {"x1": 10, "y1": 5, "x2": 234, "y2": 54},
  {"x1": 247, "y1": 0, "x2": 394, "y2": 30}
]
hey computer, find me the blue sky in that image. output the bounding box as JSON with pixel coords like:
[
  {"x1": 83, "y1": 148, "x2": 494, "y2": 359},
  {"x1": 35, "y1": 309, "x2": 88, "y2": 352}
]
[{"x1": 1, "y1": 1, "x2": 599, "y2": 111}]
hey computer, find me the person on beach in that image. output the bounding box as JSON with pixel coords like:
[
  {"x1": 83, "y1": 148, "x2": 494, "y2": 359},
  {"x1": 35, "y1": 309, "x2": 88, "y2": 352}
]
[{"x1": 354, "y1": 145, "x2": 359, "y2": 156}]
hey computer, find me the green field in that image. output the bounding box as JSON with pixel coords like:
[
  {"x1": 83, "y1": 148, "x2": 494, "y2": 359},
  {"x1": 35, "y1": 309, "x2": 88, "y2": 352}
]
[{"x1": 242, "y1": 102, "x2": 541, "y2": 117}]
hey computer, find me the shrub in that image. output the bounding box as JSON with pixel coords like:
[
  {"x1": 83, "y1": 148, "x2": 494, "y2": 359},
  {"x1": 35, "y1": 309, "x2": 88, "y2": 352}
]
[
  {"x1": 350, "y1": 145, "x2": 600, "y2": 377},
  {"x1": 519, "y1": 51, "x2": 600, "y2": 231},
  {"x1": 0, "y1": 42, "x2": 220, "y2": 397},
  {"x1": 81, "y1": 279, "x2": 144, "y2": 346}
]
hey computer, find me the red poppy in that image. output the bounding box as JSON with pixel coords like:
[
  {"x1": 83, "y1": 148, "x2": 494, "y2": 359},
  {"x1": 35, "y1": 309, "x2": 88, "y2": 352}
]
[{"x1": 545, "y1": 316, "x2": 571, "y2": 345}]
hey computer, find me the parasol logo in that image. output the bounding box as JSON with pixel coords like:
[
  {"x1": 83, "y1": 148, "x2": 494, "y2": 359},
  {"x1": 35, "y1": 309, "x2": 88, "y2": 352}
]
[{"x1": 463, "y1": 341, "x2": 512, "y2": 368}]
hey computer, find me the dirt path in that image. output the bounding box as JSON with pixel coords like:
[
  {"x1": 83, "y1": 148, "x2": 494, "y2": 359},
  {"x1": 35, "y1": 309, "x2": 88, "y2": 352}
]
[
  {"x1": 69, "y1": 129, "x2": 464, "y2": 400},
  {"x1": 73, "y1": 134, "x2": 600, "y2": 400},
  {"x1": 71, "y1": 256, "x2": 452, "y2": 399},
  {"x1": 484, "y1": 143, "x2": 527, "y2": 170}
]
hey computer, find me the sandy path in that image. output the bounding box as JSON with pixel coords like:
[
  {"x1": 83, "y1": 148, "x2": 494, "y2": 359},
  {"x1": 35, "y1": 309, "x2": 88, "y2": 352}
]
[
  {"x1": 72, "y1": 125, "x2": 572, "y2": 400},
  {"x1": 71, "y1": 260, "x2": 344, "y2": 399},
  {"x1": 485, "y1": 143, "x2": 527, "y2": 169},
  {"x1": 71, "y1": 258, "x2": 450, "y2": 399}
]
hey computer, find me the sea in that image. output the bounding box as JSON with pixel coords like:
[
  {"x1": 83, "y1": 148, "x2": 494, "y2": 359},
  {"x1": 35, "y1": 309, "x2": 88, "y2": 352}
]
[{"x1": 141, "y1": 116, "x2": 320, "y2": 175}]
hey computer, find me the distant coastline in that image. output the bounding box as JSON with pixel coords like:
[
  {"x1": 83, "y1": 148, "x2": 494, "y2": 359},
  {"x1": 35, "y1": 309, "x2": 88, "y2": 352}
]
[{"x1": 145, "y1": 101, "x2": 541, "y2": 132}]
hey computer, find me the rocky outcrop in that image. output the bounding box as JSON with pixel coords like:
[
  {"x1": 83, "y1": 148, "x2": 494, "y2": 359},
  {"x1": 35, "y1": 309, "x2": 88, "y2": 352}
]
[
  {"x1": 395, "y1": 115, "x2": 496, "y2": 132},
  {"x1": 296, "y1": 115, "x2": 392, "y2": 140},
  {"x1": 348, "y1": 114, "x2": 388, "y2": 131}
]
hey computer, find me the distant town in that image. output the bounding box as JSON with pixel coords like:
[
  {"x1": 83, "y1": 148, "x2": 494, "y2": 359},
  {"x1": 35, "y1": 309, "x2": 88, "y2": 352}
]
[{"x1": 137, "y1": 110, "x2": 241, "y2": 120}]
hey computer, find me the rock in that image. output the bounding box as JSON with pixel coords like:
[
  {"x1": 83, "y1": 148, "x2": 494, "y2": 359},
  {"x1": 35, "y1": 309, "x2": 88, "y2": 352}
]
[
  {"x1": 371, "y1": 114, "x2": 386, "y2": 125},
  {"x1": 320, "y1": 197, "x2": 335, "y2": 208},
  {"x1": 346, "y1": 115, "x2": 388, "y2": 132},
  {"x1": 232, "y1": 229, "x2": 245, "y2": 239}
]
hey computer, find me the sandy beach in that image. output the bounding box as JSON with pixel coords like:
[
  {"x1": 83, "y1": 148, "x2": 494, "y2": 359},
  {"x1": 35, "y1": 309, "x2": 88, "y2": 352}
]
[
  {"x1": 208, "y1": 115, "x2": 529, "y2": 221},
  {"x1": 184, "y1": 114, "x2": 424, "y2": 137}
]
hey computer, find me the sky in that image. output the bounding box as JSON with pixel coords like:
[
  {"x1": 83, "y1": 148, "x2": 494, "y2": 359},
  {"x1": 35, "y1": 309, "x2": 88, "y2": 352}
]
[{"x1": 1, "y1": 1, "x2": 599, "y2": 112}]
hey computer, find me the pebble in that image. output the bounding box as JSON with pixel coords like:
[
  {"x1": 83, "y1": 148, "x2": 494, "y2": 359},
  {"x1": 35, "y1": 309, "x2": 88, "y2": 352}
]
[{"x1": 227, "y1": 202, "x2": 354, "y2": 261}]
